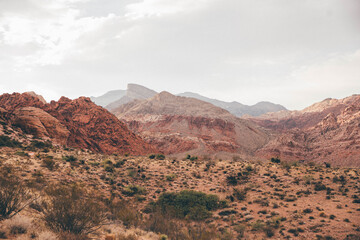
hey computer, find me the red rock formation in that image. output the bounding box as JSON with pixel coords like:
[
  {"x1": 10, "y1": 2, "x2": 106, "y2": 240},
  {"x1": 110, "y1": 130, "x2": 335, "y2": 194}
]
[
  {"x1": 112, "y1": 92, "x2": 270, "y2": 155},
  {"x1": 0, "y1": 93, "x2": 156, "y2": 155},
  {"x1": 12, "y1": 107, "x2": 70, "y2": 145},
  {"x1": 0, "y1": 92, "x2": 45, "y2": 111},
  {"x1": 255, "y1": 95, "x2": 360, "y2": 167},
  {"x1": 44, "y1": 96, "x2": 156, "y2": 154}
]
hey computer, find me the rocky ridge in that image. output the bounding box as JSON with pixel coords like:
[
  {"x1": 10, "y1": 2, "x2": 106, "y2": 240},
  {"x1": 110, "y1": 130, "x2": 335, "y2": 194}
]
[
  {"x1": 112, "y1": 91, "x2": 270, "y2": 155},
  {"x1": 255, "y1": 95, "x2": 360, "y2": 167},
  {"x1": 0, "y1": 92, "x2": 156, "y2": 155}
]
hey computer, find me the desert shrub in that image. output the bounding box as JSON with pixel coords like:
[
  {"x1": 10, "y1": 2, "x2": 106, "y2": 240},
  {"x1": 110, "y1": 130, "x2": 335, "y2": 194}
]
[
  {"x1": 0, "y1": 175, "x2": 34, "y2": 220},
  {"x1": 156, "y1": 154, "x2": 166, "y2": 160},
  {"x1": 0, "y1": 231, "x2": 6, "y2": 239},
  {"x1": 333, "y1": 175, "x2": 346, "y2": 184},
  {"x1": 15, "y1": 151, "x2": 29, "y2": 157},
  {"x1": 165, "y1": 174, "x2": 177, "y2": 181},
  {"x1": 150, "y1": 190, "x2": 225, "y2": 221},
  {"x1": 314, "y1": 183, "x2": 326, "y2": 191},
  {"x1": 109, "y1": 201, "x2": 142, "y2": 227},
  {"x1": 186, "y1": 155, "x2": 198, "y2": 161},
  {"x1": 62, "y1": 155, "x2": 77, "y2": 162},
  {"x1": 104, "y1": 165, "x2": 114, "y2": 173},
  {"x1": 42, "y1": 158, "x2": 56, "y2": 171},
  {"x1": 0, "y1": 135, "x2": 21, "y2": 148},
  {"x1": 122, "y1": 185, "x2": 146, "y2": 196},
  {"x1": 145, "y1": 212, "x2": 217, "y2": 240},
  {"x1": 114, "y1": 160, "x2": 125, "y2": 168},
  {"x1": 324, "y1": 162, "x2": 331, "y2": 168},
  {"x1": 42, "y1": 184, "x2": 107, "y2": 235},
  {"x1": 226, "y1": 175, "x2": 238, "y2": 185},
  {"x1": 234, "y1": 224, "x2": 246, "y2": 238},
  {"x1": 159, "y1": 234, "x2": 168, "y2": 240},
  {"x1": 232, "y1": 187, "x2": 248, "y2": 201},
  {"x1": 28, "y1": 140, "x2": 52, "y2": 150},
  {"x1": 271, "y1": 157, "x2": 281, "y2": 163},
  {"x1": 251, "y1": 220, "x2": 265, "y2": 231}
]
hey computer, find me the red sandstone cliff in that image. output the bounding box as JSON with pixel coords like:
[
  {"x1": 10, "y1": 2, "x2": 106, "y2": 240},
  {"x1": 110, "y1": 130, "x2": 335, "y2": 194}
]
[{"x1": 0, "y1": 92, "x2": 156, "y2": 155}]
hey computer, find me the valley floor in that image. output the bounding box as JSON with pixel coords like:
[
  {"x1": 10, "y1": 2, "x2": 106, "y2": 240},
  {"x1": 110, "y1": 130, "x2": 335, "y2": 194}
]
[{"x1": 0, "y1": 145, "x2": 359, "y2": 240}]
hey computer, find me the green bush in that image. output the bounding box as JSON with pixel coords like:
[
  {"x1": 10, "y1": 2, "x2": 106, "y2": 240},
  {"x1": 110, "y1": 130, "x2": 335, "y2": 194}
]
[
  {"x1": 151, "y1": 190, "x2": 225, "y2": 221},
  {"x1": 314, "y1": 183, "x2": 326, "y2": 191},
  {"x1": 232, "y1": 187, "x2": 248, "y2": 201},
  {"x1": 0, "y1": 135, "x2": 21, "y2": 148},
  {"x1": 63, "y1": 155, "x2": 77, "y2": 162},
  {"x1": 156, "y1": 154, "x2": 165, "y2": 160},
  {"x1": 122, "y1": 185, "x2": 146, "y2": 196},
  {"x1": 271, "y1": 157, "x2": 281, "y2": 163},
  {"x1": 28, "y1": 140, "x2": 52, "y2": 150},
  {"x1": 165, "y1": 174, "x2": 176, "y2": 181},
  {"x1": 15, "y1": 151, "x2": 29, "y2": 157}
]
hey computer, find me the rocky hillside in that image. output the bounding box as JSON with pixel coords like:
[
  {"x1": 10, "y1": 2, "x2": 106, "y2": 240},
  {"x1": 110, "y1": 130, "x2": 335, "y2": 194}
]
[
  {"x1": 254, "y1": 95, "x2": 360, "y2": 167},
  {"x1": 178, "y1": 92, "x2": 287, "y2": 117},
  {"x1": 0, "y1": 92, "x2": 156, "y2": 155},
  {"x1": 112, "y1": 91, "x2": 270, "y2": 155}
]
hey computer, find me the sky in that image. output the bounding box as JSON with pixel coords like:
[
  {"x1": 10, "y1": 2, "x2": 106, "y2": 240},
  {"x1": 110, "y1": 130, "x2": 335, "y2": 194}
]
[{"x1": 0, "y1": 0, "x2": 359, "y2": 110}]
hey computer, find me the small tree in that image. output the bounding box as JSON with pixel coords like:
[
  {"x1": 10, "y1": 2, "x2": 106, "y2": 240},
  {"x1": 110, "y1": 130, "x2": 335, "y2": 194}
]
[{"x1": 42, "y1": 184, "x2": 108, "y2": 235}]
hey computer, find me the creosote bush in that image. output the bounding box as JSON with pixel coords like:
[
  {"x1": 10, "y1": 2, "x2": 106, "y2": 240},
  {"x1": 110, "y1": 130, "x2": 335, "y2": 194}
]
[
  {"x1": 271, "y1": 157, "x2": 281, "y2": 164},
  {"x1": 0, "y1": 173, "x2": 34, "y2": 220},
  {"x1": 150, "y1": 190, "x2": 226, "y2": 221},
  {"x1": 42, "y1": 184, "x2": 107, "y2": 235},
  {"x1": 62, "y1": 155, "x2": 77, "y2": 162},
  {"x1": 122, "y1": 185, "x2": 146, "y2": 197},
  {"x1": 0, "y1": 135, "x2": 22, "y2": 148}
]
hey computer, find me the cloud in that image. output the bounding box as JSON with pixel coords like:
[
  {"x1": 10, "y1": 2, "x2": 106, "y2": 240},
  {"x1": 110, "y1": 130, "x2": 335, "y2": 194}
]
[
  {"x1": 125, "y1": 0, "x2": 211, "y2": 19},
  {"x1": 0, "y1": 0, "x2": 359, "y2": 109}
]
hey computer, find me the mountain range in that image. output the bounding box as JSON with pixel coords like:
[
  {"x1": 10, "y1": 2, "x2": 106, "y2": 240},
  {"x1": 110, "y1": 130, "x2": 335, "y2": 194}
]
[
  {"x1": 112, "y1": 91, "x2": 270, "y2": 155},
  {"x1": 1, "y1": 89, "x2": 359, "y2": 167},
  {"x1": 91, "y1": 83, "x2": 287, "y2": 117}
]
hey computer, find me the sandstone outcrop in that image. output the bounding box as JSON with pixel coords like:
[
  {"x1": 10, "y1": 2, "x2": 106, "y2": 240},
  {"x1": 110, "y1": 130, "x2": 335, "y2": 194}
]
[
  {"x1": 0, "y1": 93, "x2": 156, "y2": 155},
  {"x1": 12, "y1": 107, "x2": 70, "y2": 145}
]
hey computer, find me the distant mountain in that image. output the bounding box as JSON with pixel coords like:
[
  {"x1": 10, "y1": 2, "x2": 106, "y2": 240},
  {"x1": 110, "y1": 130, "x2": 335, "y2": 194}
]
[
  {"x1": 90, "y1": 89, "x2": 126, "y2": 107},
  {"x1": 90, "y1": 84, "x2": 158, "y2": 110},
  {"x1": 106, "y1": 84, "x2": 157, "y2": 110},
  {"x1": 177, "y1": 92, "x2": 287, "y2": 117},
  {"x1": 112, "y1": 91, "x2": 270, "y2": 155},
  {"x1": 92, "y1": 85, "x2": 286, "y2": 117}
]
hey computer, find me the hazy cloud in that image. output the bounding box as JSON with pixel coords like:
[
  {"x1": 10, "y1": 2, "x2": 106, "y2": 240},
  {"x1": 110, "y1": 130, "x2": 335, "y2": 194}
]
[{"x1": 0, "y1": 0, "x2": 359, "y2": 109}]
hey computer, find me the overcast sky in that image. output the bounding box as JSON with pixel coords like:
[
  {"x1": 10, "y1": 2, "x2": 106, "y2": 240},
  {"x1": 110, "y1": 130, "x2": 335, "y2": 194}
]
[{"x1": 0, "y1": 0, "x2": 359, "y2": 110}]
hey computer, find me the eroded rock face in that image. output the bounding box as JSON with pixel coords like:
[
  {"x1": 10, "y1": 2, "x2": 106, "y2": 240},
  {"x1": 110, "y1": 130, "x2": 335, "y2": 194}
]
[
  {"x1": 44, "y1": 96, "x2": 157, "y2": 155},
  {"x1": 113, "y1": 92, "x2": 270, "y2": 155},
  {"x1": 12, "y1": 107, "x2": 70, "y2": 145},
  {"x1": 256, "y1": 95, "x2": 360, "y2": 167},
  {"x1": 0, "y1": 93, "x2": 156, "y2": 155}
]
